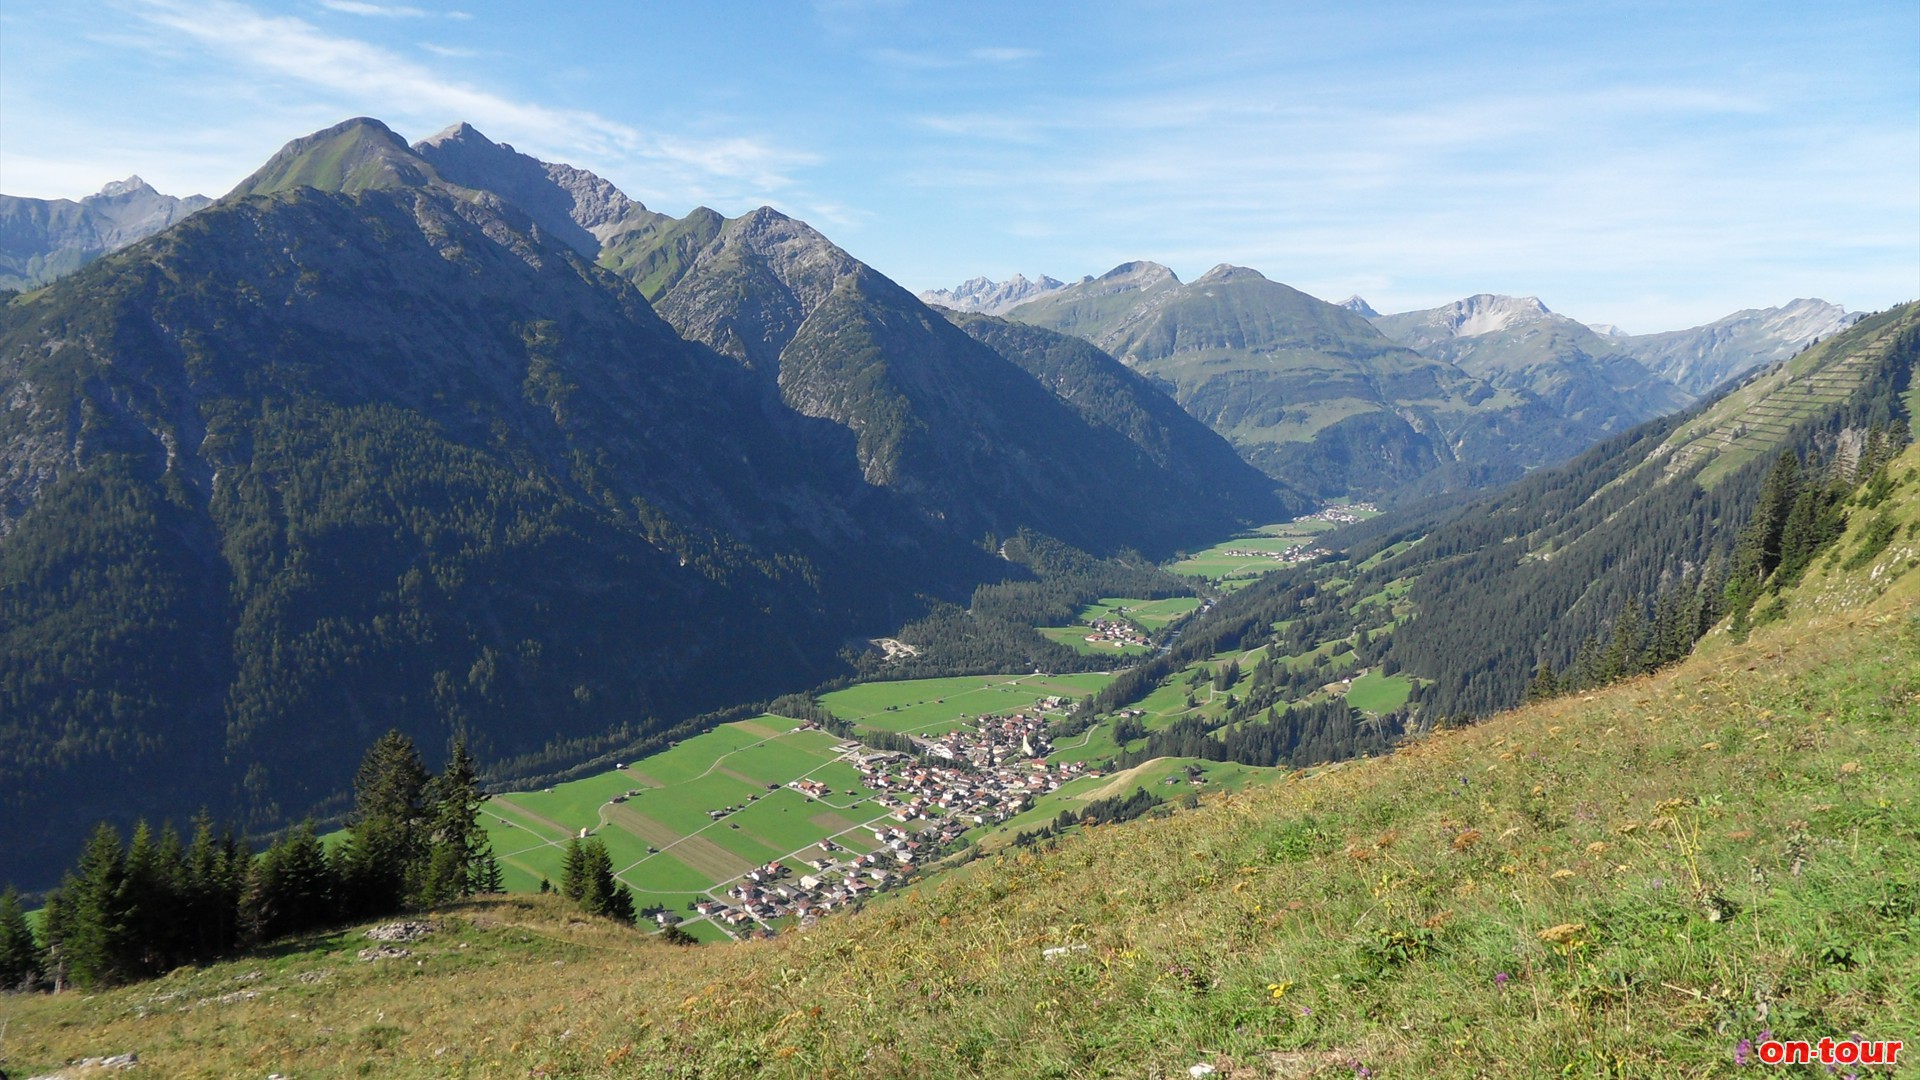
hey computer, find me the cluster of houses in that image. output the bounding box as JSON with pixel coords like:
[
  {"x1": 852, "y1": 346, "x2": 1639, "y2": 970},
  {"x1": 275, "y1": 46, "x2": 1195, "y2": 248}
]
[
  {"x1": 673, "y1": 708, "x2": 1098, "y2": 934},
  {"x1": 1082, "y1": 617, "x2": 1151, "y2": 649},
  {"x1": 1224, "y1": 543, "x2": 1325, "y2": 565},
  {"x1": 1304, "y1": 503, "x2": 1376, "y2": 525}
]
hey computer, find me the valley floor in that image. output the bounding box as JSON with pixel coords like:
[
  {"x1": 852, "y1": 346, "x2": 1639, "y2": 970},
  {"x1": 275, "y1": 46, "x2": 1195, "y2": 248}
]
[{"x1": 7, "y1": 543, "x2": 1914, "y2": 1077}]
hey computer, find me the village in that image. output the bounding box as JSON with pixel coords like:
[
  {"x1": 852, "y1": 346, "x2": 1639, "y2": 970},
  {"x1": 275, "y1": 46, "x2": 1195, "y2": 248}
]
[
  {"x1": 1081, "y1": 616, "x2": 1152, "y2": 649},
  {"x1": 659, "y1": 702, "x2": 1096, "y2": 936}
]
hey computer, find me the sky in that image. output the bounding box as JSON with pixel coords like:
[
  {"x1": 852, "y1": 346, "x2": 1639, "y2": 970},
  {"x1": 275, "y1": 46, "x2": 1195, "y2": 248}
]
[{"x1": 1, "y1": 0, "x2": 1915, "y2": 332}]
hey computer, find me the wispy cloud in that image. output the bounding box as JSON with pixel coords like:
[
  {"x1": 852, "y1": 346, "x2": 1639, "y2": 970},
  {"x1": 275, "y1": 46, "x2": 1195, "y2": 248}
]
[
  {"x1": 969, "y1": 46, "x2": 1038, "y2": 63},
  {"x1": 123, "y1": 0, "x2": 816, "y2": 193},
  {"x1": 869, "y1": 44, "x2": 1040, "y2": 70},
  {"x1": 319, "y1": 0, "x2": 437, "y2": 18}
]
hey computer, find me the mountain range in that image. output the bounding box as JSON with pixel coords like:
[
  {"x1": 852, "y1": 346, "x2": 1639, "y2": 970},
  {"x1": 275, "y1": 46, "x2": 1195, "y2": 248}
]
[
  {"x1": 0, "y1": 118, "x2": 1289, "y2": 888},
  {"x1": 0, "y1": 177, "x2": 211, "y2": 290},
  {"x1": 914, "y1": 272, "x2": 1854, "y2": 501}
]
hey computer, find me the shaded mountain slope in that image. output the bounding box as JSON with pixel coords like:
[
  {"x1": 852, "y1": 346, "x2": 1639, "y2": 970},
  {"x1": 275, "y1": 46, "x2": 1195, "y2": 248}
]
[
  {"x1": 1365, "y1": 302, "x2": 1918, "y2": 715},
  {"x1": 0, "y1": 124, "x2": 989, "y2": 889},
  {"x1": 628, "y1": 209, "x2": 1283, "y2": 553}
]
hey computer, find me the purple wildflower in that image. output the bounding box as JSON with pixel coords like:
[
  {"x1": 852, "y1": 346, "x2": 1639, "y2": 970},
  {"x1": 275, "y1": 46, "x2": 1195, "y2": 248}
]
[
  {"x1": 1734, "y1": 1039, "x2": 1752, "y2": 1066},
  {"x1": 1494, "y1": 971, "x2": 1510, "y2": 987}
]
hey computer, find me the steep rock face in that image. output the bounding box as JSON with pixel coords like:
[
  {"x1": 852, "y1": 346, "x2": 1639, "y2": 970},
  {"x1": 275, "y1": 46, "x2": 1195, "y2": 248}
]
[
  {"x1": 1371, "y1": 293, "x2": 1555, "y2": 349},
  {"x1": 0, "y1": 135, "x2": 985, "y2": 889},
  {"x1": 1623, "y1": 299, "x2": 1863, "y2": 395},
  {"x1": 1372, "y1": 295, "x2": 1693, "y2": 433},
  {"x1": 412, "y1": 122, "x2": 663, "y2": 255},
  {"x1": 1336, "y1": 295, "x2": 1379, "y2": 317},
  {"x1": 0, "y1": 177, "x2": 211, "y2": 290},
  {"x1": 918, "y1": 273, "x2": 1069, "y2": 315},
  {"x1": 1009, "y1": 264, "x2": 1601, "y2": 502}
]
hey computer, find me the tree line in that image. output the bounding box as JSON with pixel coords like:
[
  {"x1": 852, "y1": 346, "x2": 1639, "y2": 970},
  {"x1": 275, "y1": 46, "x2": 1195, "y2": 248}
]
[{"x1": 1, "y1": 730, "x2": 503, "y2": 992}]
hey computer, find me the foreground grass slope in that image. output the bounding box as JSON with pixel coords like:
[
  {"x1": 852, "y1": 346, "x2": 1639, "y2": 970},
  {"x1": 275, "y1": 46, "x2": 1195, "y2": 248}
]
[{"x1": 8, "y1": 455, "x2": 1917, "y2": 1078}]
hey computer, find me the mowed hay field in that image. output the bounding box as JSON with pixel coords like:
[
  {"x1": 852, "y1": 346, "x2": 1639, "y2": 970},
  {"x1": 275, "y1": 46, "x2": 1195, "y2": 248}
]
[{"x1": 479, "y1": 714, "x2": 888, "y2": 916}]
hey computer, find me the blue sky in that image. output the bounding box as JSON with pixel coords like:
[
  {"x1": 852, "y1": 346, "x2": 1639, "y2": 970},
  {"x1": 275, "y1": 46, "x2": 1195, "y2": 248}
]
[{"x1": 1, "y1": 0, "x2": 1915, "y2": 331}]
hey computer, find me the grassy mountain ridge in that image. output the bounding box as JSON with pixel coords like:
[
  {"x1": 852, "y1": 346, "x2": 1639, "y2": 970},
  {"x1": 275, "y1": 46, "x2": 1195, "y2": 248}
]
[{"x1": 9, "y1": 443, "x2": 1914, "y2": 1078}]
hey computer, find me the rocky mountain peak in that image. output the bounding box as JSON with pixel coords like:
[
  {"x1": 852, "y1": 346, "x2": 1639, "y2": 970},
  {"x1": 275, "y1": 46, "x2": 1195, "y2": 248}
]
[
  {"x1": 95, "y1": 176, "x2": 157, "y2": 199},
  {"x1": 1194, "y1": 264, "x2": 1266, "y2": 286},
  {"x1": 411, "y1": 121, "x2": 651, "y2": 254},
  {"x1": 1337, "y1": 295, "x2": 1380, "y2": 317},
  {"x1": 916, "y1": 272, "x2": 1068, "y2": 315},
  {"x1": 1099, "y1": 260, "x2": 1179, "y2": 287}
]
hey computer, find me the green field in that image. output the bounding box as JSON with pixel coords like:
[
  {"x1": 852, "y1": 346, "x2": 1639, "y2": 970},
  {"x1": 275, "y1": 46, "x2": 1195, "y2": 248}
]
[
  {"x1": 822, "y1": 672, "x2": 1111, "y2": 735},
  {"x1": 1036, "y1": 624, "x2": 1150, "y2": 656},
  {"x1": 1344, "y1": 670, "x2": 1413, "y2": 712},
  {"x1": 1080, "y1": 595, "x2": 1201, "y2": 629},
  {"x1": 1167, "y1": 518, "x2": 1335, "y2": 580}
]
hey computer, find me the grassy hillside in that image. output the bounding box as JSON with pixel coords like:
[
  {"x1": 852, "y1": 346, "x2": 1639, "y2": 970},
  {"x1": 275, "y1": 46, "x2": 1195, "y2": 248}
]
[{"x1": 8, "y1": 450, "x2": 1915, "y2": 1078}]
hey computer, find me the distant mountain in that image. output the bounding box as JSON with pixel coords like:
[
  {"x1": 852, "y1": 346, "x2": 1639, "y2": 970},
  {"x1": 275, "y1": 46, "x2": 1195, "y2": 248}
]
[
  {"x1": 1007, "y1": 263, "x2": 1604, "y2": 502},
  {"x1": 0, "y1": 177, "x2": 211, "y2": 290},
  {"x1": 1336, "y1": 295, "x2": 1379, "y2": 317},
  {"x1": 1620, "y1": 298, "x2": 1862, "y2": 395},
  {"x1": 918, "y1": 273, "x2": 1069, "y2": 315},
  {"x1": 0, "y1": 118, "x2": 1285, "y2": 888},
  {"x1": 1371, "y1": 294, "x2": 1693, "y2": 433}
]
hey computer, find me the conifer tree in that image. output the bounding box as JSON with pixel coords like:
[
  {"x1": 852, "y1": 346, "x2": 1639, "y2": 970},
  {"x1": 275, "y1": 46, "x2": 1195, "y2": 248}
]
[
  {"x1": 0, "y1": 886, "x2": 44, "y2": 991},
  {"x1": 341, "y1": 730, "x2": 432, "y2": 914},
  {"x1": 51, "y1": 822, "x2": 133, "y2": 989}
]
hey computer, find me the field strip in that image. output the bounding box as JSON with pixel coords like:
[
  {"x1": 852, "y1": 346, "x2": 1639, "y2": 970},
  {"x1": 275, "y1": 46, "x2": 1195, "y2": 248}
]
[
  {"x1": 659, "y1": 835, "x2": 752, "y2": 882},
  {"x1": 604, "y1": 803, "x2": 752, "y2": 881},
  {"x1": 602, "y1": 803, "x2": 680, "y2": 847},
  {"x1": 717, "y1": 766, "x2": 766, "y2": 787},
  {"x1": 489, "y1": 797, "x2": 575, "y2": 839},
  {"x1": 619, "y1": 768, "x2": 666, "y2": 789},
  {"x1": 1078, "y1": 757, "x2": 1172, "y2": 801},
  {"x1": 808, "y1": 811, "x2": 854, "y2": 831},
  {"x1": 732, "y1": 719, "x2": 785, "y2": 739}
]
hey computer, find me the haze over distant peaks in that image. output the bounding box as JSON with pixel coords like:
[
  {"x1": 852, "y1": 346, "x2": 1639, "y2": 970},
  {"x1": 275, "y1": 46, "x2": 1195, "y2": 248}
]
[
  {"x1": 0, "y1": 174, "x2": 211, "y2": 290},
  {"x1": 1371, "y1": 293, "x2": 1555, "y2": 350},
  {"x1": 917, "y1": 272, "x2": 1069, "y2": 315},
  {"x1": 1624, "y1": 298, "x2": 1862, "y2": 395}
]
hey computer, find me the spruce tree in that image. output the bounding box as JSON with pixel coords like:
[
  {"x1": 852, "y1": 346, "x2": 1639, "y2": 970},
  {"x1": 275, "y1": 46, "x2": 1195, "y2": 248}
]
[
  {"x1": 342, "y1": 730, "x2": 431, "y2": 915},
  {"x1": 0, "y1": 886, "x2": 44, "y2": 991},
  {"x1": 54, "y1": 822, "x2": 133, "y2": 989},
  {"x1": 421, "y1": 738, "x2": 493, "y2": 904},
  {"x1": 559, "y1": 837, "x2": 588, "y2": 902}
]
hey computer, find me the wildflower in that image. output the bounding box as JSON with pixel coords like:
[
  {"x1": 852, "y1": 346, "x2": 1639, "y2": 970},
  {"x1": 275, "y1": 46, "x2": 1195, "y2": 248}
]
[
  {"x1": 1298, "y1": 1005, "x2": 1312, "y2": 1017},
  {"x1": 1267, "y1": 980, "x2": 1294, "y2": 999},
  {"x1": 1735, "y1": 1038, "x2": 1752, "y2": 1065},
  {"x1": 1494, "y1": 972, "x2": 1510, "y2": 987}
]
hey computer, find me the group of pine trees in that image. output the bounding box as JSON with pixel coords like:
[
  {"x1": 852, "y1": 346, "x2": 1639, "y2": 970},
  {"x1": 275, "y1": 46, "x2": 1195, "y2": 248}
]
[
  {"x1": 544, "y1": 836, "x2": 637, "y2": 925},
  {"x1": 0, "y1": 731, "x2": 502, "y2": 992}
]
